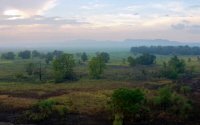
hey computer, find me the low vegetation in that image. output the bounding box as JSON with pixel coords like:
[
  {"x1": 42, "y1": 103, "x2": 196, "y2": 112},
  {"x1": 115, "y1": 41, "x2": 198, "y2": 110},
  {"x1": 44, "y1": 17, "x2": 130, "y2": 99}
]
[{"x1": 0, "y1": 47, "x2": 199, "y2": 125}]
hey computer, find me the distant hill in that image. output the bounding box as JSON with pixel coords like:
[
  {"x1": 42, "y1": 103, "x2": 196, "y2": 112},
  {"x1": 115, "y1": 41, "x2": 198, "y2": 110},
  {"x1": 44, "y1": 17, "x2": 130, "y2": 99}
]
[{"x1": 0, "y1": 39, "x2": 199, "y2": 51}]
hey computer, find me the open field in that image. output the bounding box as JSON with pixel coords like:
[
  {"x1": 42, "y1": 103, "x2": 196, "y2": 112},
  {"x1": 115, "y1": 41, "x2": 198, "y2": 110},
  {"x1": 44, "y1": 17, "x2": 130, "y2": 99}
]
[{"x1": 0, "y1": 51, "x2": 200, "y2": 125}]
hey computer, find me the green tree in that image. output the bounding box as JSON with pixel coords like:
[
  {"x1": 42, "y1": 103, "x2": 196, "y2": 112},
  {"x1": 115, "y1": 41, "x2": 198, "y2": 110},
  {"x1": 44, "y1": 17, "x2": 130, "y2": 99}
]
[
  {"x1": 81, "y1": 52, "x2": 88, "y2": 62},
  {"x1": 136, "y1": 53, "x2": 156, "y2": 65},
  {"x1": 127, "y1": 56, "x2": 136, "y2": 67},
  {"x1": 53, "y1": 54, "x2": 75, "y2": 82},
  {"x1": 155, "y1": 87, "x2": 173, "y2": 110},
  {"x1": 154, "y1": 86, "x2": 193, "y2": 119},
  {"x1": 89, "y1": 56, "x2": 106, "y2": 79},
  {"x1": 110, "y1": 88, "x2": 145, "y2": 125},
  {"x1": 32, "y1": 50, "x2": 41, "y2": 58},
  {"x1": 98, "y1": 52, "x2": 110, "y2": 63},
  {"x1": 26, "y1": 62, "x2": 45, "y2": 81},
  {"x1": 1, "y1": 52, "x2": 15, "y2": 60},
  {"x1": 162, "y1": 56, "x2": 186, "y2": 79},
  {"x1": 45, "y1": 52, "x2": 54, "y2": 64},
  {"x1": 18, "y1": 50, "x2": 31, "y2": 59}
]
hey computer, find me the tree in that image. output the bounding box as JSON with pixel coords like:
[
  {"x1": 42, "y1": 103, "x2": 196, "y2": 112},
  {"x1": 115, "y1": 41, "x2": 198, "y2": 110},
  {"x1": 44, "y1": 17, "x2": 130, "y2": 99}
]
[
  {"x1": 110, "y1": 88, "x2": 145, "y2": 125},
  {"x1": 53, "y1": 50, "x2": 63, "y2": 59},
  {"x1": 18, "y1": 50, "x2": 31, "y2": 59},
  {"x1": 162, "y1": 56, "x2": 186, "y2": 79},
  {"x1": 89, "y1": 56, "x2": 106, "y2": 79},
  {"x1": 45, "y1": 52, "x2": 54, "y2": 64},
  {"x1": 81, "y1": 52, "x2": 88, "y2": 62},
  {"x1": 127, "y1": 56, "x2": 136, "y2": 67},
  {"x1": 155, "y1": 87, "x2": 173, "y2": 110},
  {"x1": 1, "y1": 52, "x2": 15, "y2": 60},
  {"x1": 32, "y1": 50, "x2": 41, "y2": 58},
  {"x1": 130, "y1": 46, "x2": 200, "y2": 55},
  {"x1": 26, "y1": 62, "x2": 45, "y2": 81},
  {"x1": 98, "y1": 52, "x2": 110, "y2": 63},
  {"x1": 136, "y1": 53, "x2": 156, "y2": 65},
  {"x1": 53, "y1": 54, "x2": 75, "y2": 82},
  {"x1": 154, "y1": 86, "x2": 192, "y2": 119}
]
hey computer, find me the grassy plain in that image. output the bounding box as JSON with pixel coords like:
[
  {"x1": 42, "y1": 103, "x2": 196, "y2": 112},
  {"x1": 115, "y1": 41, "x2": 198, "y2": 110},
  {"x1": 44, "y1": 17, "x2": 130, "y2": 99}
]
[{"x1": 0, "y1": 50, "x2": 200, "y2": 124}]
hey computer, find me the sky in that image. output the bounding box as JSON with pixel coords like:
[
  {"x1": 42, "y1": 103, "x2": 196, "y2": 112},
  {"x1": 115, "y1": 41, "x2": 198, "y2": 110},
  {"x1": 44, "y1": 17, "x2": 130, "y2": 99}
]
[{"x1": 0, "y1": 0, "x2": 200, "y2": 45}]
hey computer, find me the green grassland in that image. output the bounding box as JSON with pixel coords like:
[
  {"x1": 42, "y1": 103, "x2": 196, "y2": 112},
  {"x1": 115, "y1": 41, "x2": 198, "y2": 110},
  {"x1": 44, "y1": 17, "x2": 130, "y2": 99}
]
[{"x1": 0, "y1": 51, "x2": 200, "y2": 124}]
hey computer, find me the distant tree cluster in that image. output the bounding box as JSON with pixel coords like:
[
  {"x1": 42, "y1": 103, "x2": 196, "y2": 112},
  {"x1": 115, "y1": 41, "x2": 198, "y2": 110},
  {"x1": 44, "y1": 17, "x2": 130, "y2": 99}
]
[
  {"x1": 130, "y1": 46, "x2": 200, "y2": 55},
  {"x1": 1, "y1": 52, "x2": 15, "y2": 60},
  {"x1": 128, "y1": 53, "x2": 156, "y2": 67}
]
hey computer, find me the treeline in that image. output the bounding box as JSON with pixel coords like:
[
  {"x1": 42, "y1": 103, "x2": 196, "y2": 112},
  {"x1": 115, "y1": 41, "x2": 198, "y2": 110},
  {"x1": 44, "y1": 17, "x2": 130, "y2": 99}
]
[
  {"x1": 1, "y1": 50, "x2": 111, "y2": 83},
  {"x1": 0, "y1": 50, "x2": 69, "y2": 60},
  {"x1": 130, "y1": 46, "x2": 200, "y2": 55}
]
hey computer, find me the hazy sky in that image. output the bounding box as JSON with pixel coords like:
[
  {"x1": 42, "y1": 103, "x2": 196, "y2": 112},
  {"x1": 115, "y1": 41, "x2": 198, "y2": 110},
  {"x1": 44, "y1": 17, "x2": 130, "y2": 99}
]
[{"x1": 0, "y1": 0, "x2": 200, "y2": 44}]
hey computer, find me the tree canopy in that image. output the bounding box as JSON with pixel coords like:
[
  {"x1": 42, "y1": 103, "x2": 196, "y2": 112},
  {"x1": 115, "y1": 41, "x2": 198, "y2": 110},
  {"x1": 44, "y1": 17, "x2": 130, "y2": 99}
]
[
  {"x1": 131, "y1": 46, "x2": 200, "y2": 55},
  {"x1": 89, "y1": 56, "x2": 106, "y2": 79},
  {"x1": 53, "y1": 54, "x2": 75, "y2": 82}
]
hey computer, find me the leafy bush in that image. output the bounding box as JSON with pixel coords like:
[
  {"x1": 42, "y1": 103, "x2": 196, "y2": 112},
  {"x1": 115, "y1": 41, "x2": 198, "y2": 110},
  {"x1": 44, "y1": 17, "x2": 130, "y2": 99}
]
[
  {"x1": 180, "y1": 85, "x2": 191, "y2": 96},
  {"x1": 154, "y1": 86, "x2": 193, "y2": 119},
  {"x1": 25, "y1": 99, "x2": 68, "y2": 122},
  {"x1": 162, "y1": 56, "x2": 186, "y2": 79},
  {"x1": 154, "y1": 87, "x2": 173, "y2": 110},
  {"x1": 110, "y1": 88, "x2": 146, "y2": 125}
]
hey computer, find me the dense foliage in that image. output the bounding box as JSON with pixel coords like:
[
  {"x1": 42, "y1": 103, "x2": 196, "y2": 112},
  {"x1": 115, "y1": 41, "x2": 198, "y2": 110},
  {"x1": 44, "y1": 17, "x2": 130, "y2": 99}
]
[
  {"x1": 111, "y1": 88, "x2": 145, "y2": 114},
  {"x1": 162, "y1": 56, "x2": 186, "y2": 79},
  {"x1": 131, "y1": 46, "x2": 200, "y2": 55},
  {"x1": 128, "y1": 53, "x2": 156, "y2": 66},
  {"x1": 1, "y1": 52, "x2": 15, "y2": 60},
  {"x1": 97, "y1": 52, "x2": 110, "y2": 63},
  {"x1": 89, "y1": 56, "x2": 106, "y2": 79},
  {"x1": 81, "y1": 52, "x2": 88, "y2": 62},
  {"x1": 25, "y1": 99, "x2": 68, "y2": 122},
  {"x1": 53, "y1": 54, "x2": 75, "y2": 82},
  {"x1": 110, "y1": 88, "x2": 146, "y2": 125},
  {"x1": 18, "y1": 50, "x2": 31, "y2": 59}
]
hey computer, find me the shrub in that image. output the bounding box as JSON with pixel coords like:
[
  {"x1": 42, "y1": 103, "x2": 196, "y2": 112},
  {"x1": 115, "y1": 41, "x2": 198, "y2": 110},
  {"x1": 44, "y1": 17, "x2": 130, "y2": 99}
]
[
  {"x1": 154, "y1": 86, "x2": 193, "y2": 119},
  {"x1": 89, "y1": 56, "x2": 106, "y2": 79},
  {"x1": 25, "y1": 99, "x2": 68, "y2": 122},
  {"x1": 180, "y1": 86, "x2": 191, "y2": 96},
  {"x1": 162, "y1": 56, "x2": 186, "y2": 79},
  {"x1": 154, "y1": 87, "x2": 173, "y2": 110},
  {"x1": 110, "y1": 88, "x2": 146, "y2": 125}
]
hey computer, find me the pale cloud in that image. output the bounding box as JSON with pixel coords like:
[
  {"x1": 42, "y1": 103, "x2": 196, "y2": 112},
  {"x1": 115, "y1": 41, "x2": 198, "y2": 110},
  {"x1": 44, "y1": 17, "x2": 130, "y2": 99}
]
[
  {"x1": 0, "y1": 16, "x2": 87, "y2": 26},
  {"x1": 80, "y1": 1, "x2": 107, "y2": 10},
  {"x1": 0, "y1": 0, "x2": 200, "y2": 43},
  {"x1": 0, "y1": 0, "x2": 58, "y2": 17},
  {"x1": 37, "y1": 0, "x2": 58, "y2": 15}
]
